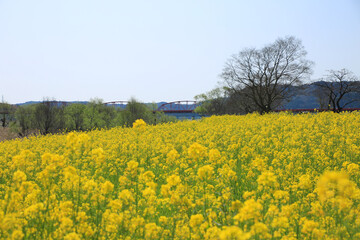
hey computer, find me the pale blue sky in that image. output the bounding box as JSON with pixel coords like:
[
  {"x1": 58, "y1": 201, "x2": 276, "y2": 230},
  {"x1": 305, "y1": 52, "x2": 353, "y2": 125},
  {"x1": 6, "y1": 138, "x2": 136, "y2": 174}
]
[{"x1": 0, "y1": 0, "x2": 359, "y2": 104}]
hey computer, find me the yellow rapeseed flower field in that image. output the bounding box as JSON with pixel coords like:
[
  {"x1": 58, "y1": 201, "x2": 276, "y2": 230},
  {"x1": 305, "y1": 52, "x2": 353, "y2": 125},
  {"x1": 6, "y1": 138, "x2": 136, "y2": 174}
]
[{"x1": 1, "y1": 112, "x2": 360, "y2": 239}]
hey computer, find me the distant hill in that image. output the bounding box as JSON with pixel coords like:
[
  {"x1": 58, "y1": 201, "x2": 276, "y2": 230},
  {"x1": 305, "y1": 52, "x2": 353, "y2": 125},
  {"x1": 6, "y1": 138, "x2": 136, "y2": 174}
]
[
  {"x1": 17, "y1": 101, "x2": 41, "y2": 106},
  {"x1": 17, "y1": 101, "x2": 88, "y2": 106},
  {"x1": 280, "y1": 82, "x2": 360, "y2": 110}
]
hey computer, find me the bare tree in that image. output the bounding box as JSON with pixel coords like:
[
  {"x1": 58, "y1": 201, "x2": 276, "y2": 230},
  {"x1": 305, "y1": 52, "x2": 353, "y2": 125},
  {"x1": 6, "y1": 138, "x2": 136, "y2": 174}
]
[
  {"x1": 0, "y1": 102, "x2": 14, "y2": 128},
  {"x1": 315, "y1": 69, "x2": 360, "y2": 112},
  {"x1": 221, "y1": 36, "x2": 313, "y2": 113},
  {"x1": 225, "y1": 87, "x2": 258, "y2": 114},
  {"x1": 34, "y1": 100, "x2": 66, "y2": 134},
  {"x1": 313, "y1": 86, "x2": 329, "y2": 109}
]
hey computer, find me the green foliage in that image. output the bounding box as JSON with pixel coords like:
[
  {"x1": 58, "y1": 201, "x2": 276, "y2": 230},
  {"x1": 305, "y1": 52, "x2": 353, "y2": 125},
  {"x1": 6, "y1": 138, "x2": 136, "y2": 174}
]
[
  {"x1": 13, "y1": 104, "x2": 36, "y2": 136},
  {"x1": 153, "y1": 111, "x2": 178, "y2": 125},
  {"x1": 82, "y1": 98, "x2": 119, "y2": 130},
  {"x1": 194, "y1": 87, "x2": 228, "y2": 115},
  {"x1": 112, "y1": 110, "x2": 125, "y2": 126},
  {"x1": 64, "y1": 103, "x2": 86, "y2": 131},
  {"x1": 122, "y1": 98, "x2": 153, "y2": 127},
  {"x1": 101, "y1": 105, "x2": 117, "y2": 129},
  {"x1": 33, "y1": 100, "x2": 65, "y2": 134},
  {"x1": 84, "y1": 98, "x2": 104, "y2": 129},
  {"x1": 194, "y1": 105, "x2": 208, "y2": 115}
]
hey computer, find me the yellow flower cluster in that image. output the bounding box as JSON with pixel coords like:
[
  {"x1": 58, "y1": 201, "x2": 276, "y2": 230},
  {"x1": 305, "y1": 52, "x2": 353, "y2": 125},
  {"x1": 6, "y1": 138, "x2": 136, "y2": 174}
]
[
  {"x1": 133, "y1": 119, "x2": 147, "y2": 128},
  {"x1": 1, "y1": 112, "x2": 360, "y2": 239}
]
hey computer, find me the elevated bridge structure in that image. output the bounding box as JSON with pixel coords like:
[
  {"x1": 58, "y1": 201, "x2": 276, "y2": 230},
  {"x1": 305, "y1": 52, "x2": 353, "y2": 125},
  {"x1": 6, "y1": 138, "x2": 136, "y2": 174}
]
[
  {"x1": 104, "y1": 100, "x2": 199, "y2": 113},
  {"x1": 104, "y1": 101, "x2": 129, "y2": 109},
  {"x1": 104, "y1": 101, "x2": 129, "y2": 106},
  {"x1": 156, "y1": 101, "x2": 198, "y2": 113}
]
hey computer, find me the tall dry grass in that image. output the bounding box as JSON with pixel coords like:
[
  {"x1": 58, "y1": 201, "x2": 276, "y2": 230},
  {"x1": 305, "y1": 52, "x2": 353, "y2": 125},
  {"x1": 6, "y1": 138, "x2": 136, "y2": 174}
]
[{"x1": 0, "y1": 127, "x2": 18, "y2": 141}]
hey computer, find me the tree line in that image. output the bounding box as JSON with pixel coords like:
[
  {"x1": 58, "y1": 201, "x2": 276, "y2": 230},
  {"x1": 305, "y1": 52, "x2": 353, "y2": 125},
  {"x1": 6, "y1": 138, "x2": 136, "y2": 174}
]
[
  {"x1": 0, "y1": 98, "x2": 176, "y2": 137},
  {"x1": 195, "y1": 36, "x2": 360, "y2": 115}
]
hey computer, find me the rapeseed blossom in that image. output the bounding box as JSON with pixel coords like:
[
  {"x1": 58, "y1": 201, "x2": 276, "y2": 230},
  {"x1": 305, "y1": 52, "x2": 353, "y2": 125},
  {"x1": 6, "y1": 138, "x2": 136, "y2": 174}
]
[
  {"x1": 133, "y1": 119, "x2": 147, "y2": 128},
  {"x1": 0, "y1": 113, "x2": 360, "y2": 239}
]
